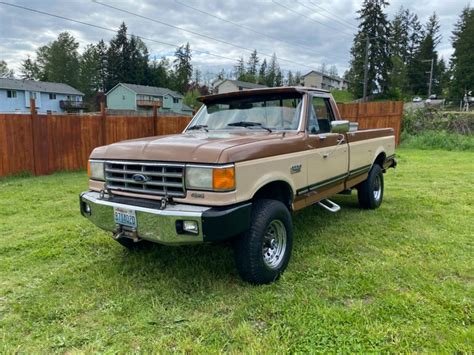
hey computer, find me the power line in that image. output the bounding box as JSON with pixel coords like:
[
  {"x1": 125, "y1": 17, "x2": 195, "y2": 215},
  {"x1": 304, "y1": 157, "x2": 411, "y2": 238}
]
[
  {"x1": 0, "y1": 1, "x2": 239, "y2": 64},
  {"x1": 272, "y1": 0, "x2": 354, "y2": 37},
  {"x1": 93, "y1": 0, "x2": 323, "y2": 71},
  {"x1": 175, "y1": 0, "x2": 324, "y2": 55},
  {"x1": 303, "y1": 0, "x2": 358, "y2": 30}
]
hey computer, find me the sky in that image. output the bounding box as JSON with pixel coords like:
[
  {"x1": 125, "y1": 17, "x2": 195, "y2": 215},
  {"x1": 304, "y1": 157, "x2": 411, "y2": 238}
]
[{"x1": 0, "y1": 0, "x2": 469, "y2": 82}]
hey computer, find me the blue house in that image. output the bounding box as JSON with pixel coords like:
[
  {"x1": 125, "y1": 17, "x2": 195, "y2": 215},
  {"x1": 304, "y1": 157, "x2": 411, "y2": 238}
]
[
  {"x1": 0, "y1": 78, "x2": 85, "y2": 114},
  {"x1": 106, "y1": 83, "x2": 194, "y2": 116}
]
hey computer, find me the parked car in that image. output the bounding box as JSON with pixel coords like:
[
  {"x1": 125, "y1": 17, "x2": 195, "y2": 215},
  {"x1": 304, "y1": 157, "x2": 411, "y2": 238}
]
[
  {"x1": 429, "y1": 94, "x2": 437, "y2": 99},
  {"x1": 80, "y1": 87, "x2": 397, "y2": 284},
  {"x1": 413, "y1": 96, "x2": 422, "y2": 102}
]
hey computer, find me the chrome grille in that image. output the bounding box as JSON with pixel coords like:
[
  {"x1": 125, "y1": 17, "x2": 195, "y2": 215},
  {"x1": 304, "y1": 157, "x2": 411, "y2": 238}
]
[{"x1": 104, "y1": 161, "x2": 185, "y2": 197}]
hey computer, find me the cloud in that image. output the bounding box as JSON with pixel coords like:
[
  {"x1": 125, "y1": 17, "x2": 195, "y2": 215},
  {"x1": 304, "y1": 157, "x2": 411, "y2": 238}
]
[{"x1": 0, "y1": 0, "x2": 468, "y2": 78}]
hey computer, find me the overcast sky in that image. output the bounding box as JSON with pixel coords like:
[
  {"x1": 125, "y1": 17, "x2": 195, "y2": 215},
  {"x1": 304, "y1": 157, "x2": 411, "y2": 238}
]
[{"x1": 0, "y1": 0, "x2": 469, "y2": 81}]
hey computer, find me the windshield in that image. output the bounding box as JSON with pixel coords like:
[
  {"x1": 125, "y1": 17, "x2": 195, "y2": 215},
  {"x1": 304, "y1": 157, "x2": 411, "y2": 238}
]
[{"x1": 187, "y1": 93, "x2": 303, "y2": 131}]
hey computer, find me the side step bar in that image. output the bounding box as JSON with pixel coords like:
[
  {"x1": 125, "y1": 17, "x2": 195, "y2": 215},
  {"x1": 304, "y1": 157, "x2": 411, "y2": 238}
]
[{"x1": 317, "y1": 199, "x2": 341, "y2": 213}]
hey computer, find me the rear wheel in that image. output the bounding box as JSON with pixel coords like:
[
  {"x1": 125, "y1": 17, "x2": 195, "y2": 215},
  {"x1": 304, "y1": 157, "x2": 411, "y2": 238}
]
[
  {"x1": 234, "y1": 199, "x2": 293, "y2": 285},
  {"x1": 357, "y1": 164, "x2": 384, "y2": 209}
]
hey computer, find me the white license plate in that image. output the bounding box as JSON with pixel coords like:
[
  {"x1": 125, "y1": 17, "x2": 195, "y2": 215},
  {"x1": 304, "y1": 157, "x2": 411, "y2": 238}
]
[{"x1": 113, "y1": 207, "x2": 137, "y2": 229}]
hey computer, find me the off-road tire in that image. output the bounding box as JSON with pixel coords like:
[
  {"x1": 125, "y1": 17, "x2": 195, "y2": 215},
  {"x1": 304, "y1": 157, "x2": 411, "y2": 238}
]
[
  {"x1": 357, "y1": 164, "x2": 384, "y2": 209},
  {"x1": 234, "y1": 199, "x2": 293, "y2": 285}
]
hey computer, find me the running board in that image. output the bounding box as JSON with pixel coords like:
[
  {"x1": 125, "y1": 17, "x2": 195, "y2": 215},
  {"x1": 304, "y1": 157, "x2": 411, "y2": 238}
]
[{"x1": 317, "y1": 199, "x2": 341, "y2": 213}]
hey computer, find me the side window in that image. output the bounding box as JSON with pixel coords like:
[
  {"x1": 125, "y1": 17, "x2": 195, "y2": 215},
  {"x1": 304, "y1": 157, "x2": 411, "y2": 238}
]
[{"x1": 308, "y1": 96, "x2": 334, "y2": 134}]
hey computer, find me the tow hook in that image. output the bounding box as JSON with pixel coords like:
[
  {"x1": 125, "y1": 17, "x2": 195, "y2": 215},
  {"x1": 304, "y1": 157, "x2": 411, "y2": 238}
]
[{"x1": 113, "y1": 225, "x2": 140, "y2": 242}]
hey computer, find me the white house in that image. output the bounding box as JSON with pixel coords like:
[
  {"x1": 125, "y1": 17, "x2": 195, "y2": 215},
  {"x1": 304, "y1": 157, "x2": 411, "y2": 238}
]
[
  {"x1": 212, "y1": 79, "x2": 267, "y2": 94},
  {"x1": 0, "y1": 78, "x2": 85, "y2": 113}
]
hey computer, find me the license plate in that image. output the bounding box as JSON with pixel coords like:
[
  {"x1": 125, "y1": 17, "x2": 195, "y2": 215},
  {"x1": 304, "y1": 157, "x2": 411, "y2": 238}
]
[{"x1": 113, "y1": 207, "x2": 137, "y2": 229}]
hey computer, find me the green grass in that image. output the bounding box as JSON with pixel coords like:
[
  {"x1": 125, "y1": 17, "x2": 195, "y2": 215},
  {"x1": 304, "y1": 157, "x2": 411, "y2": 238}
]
[
  {"x1": 331, "y1": 89, "x2": 354, "y2": 103},
  {"x1": 401, "y1": 131, "x2": 474, "y2": 151},
  {"x1": 1, "y1": 148, "x2": 473, "y2": 352}
]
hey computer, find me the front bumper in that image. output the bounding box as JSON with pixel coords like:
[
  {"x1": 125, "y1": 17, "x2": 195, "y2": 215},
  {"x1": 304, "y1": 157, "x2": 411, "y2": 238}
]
[{"x1": 79, "y1": 191, "x2": 251, "y2": 245}]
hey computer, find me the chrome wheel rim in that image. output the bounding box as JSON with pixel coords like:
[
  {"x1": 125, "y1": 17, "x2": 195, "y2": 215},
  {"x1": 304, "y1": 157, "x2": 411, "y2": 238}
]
[
  {"x1": 373, "y1": 174, "x2": 382, "y2": 201},
  {"x1": 262, "y1": 220, "x2": 287, "y2": 269}
]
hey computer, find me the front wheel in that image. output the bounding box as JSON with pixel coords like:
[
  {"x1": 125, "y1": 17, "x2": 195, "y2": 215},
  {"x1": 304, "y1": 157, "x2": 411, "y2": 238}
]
[
  {"x1": 357, "y1": 164, "x2": 384, "y2": 209},
  {"x1": 233, "y1": 199, "x2": 293, "y2": 285}
]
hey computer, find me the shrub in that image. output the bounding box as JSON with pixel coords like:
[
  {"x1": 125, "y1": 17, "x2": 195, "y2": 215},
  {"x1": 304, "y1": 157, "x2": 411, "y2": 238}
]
[
  {"x1": 401, "y1": 130, "x2": 474, "y2": 151},
  {"x1": 403, "y1": 107, "x2": 474, "y2": 135}
]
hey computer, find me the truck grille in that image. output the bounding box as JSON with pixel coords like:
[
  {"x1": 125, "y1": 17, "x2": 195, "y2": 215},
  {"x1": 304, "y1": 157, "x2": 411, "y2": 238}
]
[{"x1": 104, "y1": 161, "x2": 186, "y2": 197}]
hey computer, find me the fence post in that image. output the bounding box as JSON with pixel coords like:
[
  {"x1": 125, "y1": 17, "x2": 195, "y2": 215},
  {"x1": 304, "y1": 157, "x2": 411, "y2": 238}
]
[
  {"x1": 153, "y1": 102, "x2": 158, "y2": 136},
  {"x1": 100, "y1": 100, "x2": 106, "y2": 145},
  {"x1": 29, "y1": 98, "x2": 38, "y2": 175}
]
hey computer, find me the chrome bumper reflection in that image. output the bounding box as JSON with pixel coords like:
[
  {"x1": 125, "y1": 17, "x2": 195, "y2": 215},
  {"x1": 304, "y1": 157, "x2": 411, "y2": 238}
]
[{"x1": 80, "y1": 191, "x2": 210, "y2": 245}]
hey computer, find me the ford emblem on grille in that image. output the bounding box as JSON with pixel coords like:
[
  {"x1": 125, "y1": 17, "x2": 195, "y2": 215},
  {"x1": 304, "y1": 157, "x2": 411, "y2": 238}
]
[{"x1": 131, "y1": 174, "x2": 148, "y2": 183}]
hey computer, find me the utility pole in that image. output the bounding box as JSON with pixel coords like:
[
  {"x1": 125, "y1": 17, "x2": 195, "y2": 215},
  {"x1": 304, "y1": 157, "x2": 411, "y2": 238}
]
[
  {"x1": 362, "y1": 36, "x2": 370, "y2": 102},
  {"x1": 422, "y1": 59, "x2": 434, "y2": 97}
]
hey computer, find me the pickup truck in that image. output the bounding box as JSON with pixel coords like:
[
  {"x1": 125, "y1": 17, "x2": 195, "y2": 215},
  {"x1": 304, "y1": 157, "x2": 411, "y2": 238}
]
[{"x1": 80, "y1": 87, "x2": 396, "y2": 284}]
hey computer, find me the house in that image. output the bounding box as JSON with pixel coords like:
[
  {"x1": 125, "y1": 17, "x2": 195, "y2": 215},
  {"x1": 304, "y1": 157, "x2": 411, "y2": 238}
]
[
  {"x1": 212, "y1": 79, "x2": 267, "y2": 94},
  {"x1": 0, "y1": 78, "x2": 85, "y2": 113},
  {"x1": 106, "y1": 83, "x2": 193, "y2": 115},
  {"x1": 301, "y1": 71, "x2": 349, "y2": 91}
]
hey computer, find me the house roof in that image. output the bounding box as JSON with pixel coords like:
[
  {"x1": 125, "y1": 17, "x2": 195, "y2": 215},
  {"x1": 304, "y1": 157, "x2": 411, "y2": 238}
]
[
  {"x1": 302, "y1": 70, "x2": 347, "y2": 83},
  {"x1": 216, "y1": 79, "x2": 267, "y2": 89},
  {"x1": 113, "y1": 83, "x2": 184, "y2": 99},
  {"x1": 181, "y1": 103, "x2": 194, "y2": 112},
  {"x1": 0, "y1": 78, "x2": 84, "y2": 95}
]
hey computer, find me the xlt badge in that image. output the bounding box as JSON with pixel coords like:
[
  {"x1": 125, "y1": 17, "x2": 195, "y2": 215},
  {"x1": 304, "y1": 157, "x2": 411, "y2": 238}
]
[{"x1": 290, "y1": 164, "x2": 302, "y2": 174}]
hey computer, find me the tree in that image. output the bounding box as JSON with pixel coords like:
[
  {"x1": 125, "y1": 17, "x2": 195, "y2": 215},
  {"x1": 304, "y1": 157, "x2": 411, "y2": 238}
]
[
  {"x1": 328, "y1": 65, "x2": 338, "y2": 77},
  {"x1": 234, "y1": 56, "x2": 246, "y2": 81},
  {"x1": 173, "y1": 42, "x2": 192, "y2": 94},
  {"x1": 258, "y1": 59, "x2": 267, "y2": 84},
  {"x1": 148, "y1": 57, "x2": 172, "y2": 89},
  {"x1": 0, "y1": 60, "x2": 14, "y2": 78},
  {"x1": 407, "y1": 13, "x2": 442, "y2": 95},
  {"x1": 246, "y1": 50, "x2": 259, "y2": 82},
  {"x1": 265, "y1": 53, "x2": 281, "y2": 87},
  {"x1": 78, "y1": 44, "x2": 101, "y2": 101},
  {"x1": 20, "y1": 56, "x2": 40, "y2": 80},
  {"x1": 318, "y1": 63, "x2": 328, "y2": 74},
  {"x1": 347, "y1": 0, "x2": 391, "y2": 98},
  {"x1": 294, "y1": 71, "x2": 302, "y2": 86},
  {"x1": 34, "y1": 32, "x2": 81, "y2": 87},
  {"x1": 450, "y1": 7, "x2": 474, "y2": 99},
  {"x1": 286, "y1": 70, "x2": 295, "y2": 86}
]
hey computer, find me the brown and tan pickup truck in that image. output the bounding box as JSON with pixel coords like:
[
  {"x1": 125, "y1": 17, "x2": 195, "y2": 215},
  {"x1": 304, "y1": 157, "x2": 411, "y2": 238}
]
[{"x1": 80, "y1": 87, "x2": 396, "y2": 284}]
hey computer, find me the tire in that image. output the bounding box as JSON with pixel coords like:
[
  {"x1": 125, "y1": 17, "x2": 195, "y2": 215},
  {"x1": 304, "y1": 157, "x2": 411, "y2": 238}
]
[
  {"x1": 357, "y1": 164, "x2": 384, "y2": 209},
  {"x1": 234, "y1": 199, "x2": 293, "y2": 285}
]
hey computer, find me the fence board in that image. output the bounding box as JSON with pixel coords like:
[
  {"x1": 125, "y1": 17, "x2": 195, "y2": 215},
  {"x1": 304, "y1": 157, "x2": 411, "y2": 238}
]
[{"x1": 0, "y1": 100, "x2": 403, "y2": 177}]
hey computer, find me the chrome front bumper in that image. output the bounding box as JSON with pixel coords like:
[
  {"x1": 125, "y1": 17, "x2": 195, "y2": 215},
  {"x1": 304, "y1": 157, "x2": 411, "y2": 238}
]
[{"x1": 79, "y1": 191, "x2": 252, "y2": 245}]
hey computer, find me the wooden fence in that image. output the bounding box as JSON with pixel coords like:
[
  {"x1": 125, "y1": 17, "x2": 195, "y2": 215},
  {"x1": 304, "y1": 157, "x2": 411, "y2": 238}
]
[{"x1": 0, "y1": 100, "x2": 403, "y2": 177}]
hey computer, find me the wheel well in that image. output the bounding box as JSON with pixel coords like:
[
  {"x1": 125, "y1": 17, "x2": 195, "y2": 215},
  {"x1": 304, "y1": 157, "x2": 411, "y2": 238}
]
[
  {"x1": 252, "y1": 181, "x2": 293, "y2": 210},
  {"x1": 374, "y1": 152, "x2": 386, "y2": 168}
]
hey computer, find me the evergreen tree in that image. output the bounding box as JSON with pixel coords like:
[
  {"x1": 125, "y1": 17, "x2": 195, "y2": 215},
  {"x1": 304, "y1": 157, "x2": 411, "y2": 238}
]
[
  {"x1": 294, "y1": 71, "x2": 302, "y2": 86},
  {"x1": 96, "y1": 40, "x2": 108, "y2": 92},
  {"x1": 246, "y1": 50, "x2": 259, "y2": 82},
  {"x1": 391, "y1": 7, "x2": 410, "y2": 62},
  {"x1": 286, "y1": 70, "x2": 295, "y2": 86},
  {"x1": 78, "y1": 44, "x2": 101, "y2": 101},
  {"x1": 450, "y1": 7, "x2": 474, "y2": 99},
  {"x1": 265, "y1": 53, "x2": 280, "y2": 87},
  {"x1": 35, "y1": 32, "x2": 81, "y2": 87},
  {"x1": 258, "y1": 59, "x2": 267, "y2": 84},
  {"x1": 173, "y1": 42, "x2": 192, "y2": 94},
  {"x1": 0, "y1": 60, "x2": 14, "y2": 78},
  {"x1": 407, "y1": 13, "x2": 442, "y2": 95},
  {"x1": 234, "y1": 56, "x2": 246, "y2": 80},
  {"x1": 347, "y1": 0, "x2": 391, "y2": 98},
  {"x1": 20, "y1": 56, "x2": 40, "y2": 80}
]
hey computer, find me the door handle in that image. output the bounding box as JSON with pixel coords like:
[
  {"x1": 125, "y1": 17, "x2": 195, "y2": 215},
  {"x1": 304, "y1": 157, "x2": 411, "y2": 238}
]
[
  {"x1": 319, "y1": 135, "x2": 327, "y2": 140},
  {"x1": 337, "y1": 134, "x2": 345, "y2": 143}
]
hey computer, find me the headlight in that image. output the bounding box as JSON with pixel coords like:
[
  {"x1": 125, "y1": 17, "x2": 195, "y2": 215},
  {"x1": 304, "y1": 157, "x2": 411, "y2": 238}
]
[
  {"x1": 88, "y1": 160, "x2": 105, "y2": 181},
  {"x1": 186, "y1": 165, "x2": 235, "y2": 191}
]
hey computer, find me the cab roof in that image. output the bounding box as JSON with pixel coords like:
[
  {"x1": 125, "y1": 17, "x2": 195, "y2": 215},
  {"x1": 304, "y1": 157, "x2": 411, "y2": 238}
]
[{"x1": 198, "y1": 86, "x2": 330, "y2": 103}]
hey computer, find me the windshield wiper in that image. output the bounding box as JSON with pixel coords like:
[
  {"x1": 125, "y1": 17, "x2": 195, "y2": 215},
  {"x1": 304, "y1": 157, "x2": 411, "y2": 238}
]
[
  {"x1": 187, "y1": 124, "x2": 208, "y2": 132},
  {"x1": 227, "y1": 121, "x2": 272, "y2": 133}
]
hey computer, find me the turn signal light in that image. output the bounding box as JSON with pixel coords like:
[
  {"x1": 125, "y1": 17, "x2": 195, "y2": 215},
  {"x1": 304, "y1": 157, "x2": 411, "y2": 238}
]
[
  {"x1": 87, "y1": 161, "x2": 91, "y2": 177},
  {"x1": 212, "y1": 167, "x2": 235, "y2": 191}
]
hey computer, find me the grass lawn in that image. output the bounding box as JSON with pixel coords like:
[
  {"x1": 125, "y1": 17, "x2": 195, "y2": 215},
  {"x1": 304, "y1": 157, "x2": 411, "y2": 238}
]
[{"x1": 0, "y1": 148, "x2": 473, "y2": 352}]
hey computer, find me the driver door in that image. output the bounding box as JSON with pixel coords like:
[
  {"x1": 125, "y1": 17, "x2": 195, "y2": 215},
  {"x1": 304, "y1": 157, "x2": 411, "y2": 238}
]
[{"x1": 304, "y1": 95, "x2": 348, "y2": 203}]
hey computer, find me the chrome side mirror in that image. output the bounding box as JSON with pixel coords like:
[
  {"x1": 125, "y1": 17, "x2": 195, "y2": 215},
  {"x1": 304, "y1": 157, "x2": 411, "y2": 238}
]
[{"x1": 331, "y1": 120, "x2": 350, "y2": 133}]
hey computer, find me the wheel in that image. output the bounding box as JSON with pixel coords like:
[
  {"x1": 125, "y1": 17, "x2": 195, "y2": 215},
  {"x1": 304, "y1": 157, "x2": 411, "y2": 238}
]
[
  {"x1": 115, "y1": 236, "x2": 153, "y2": 250},
  {"x1": 357, "y1": 164, "x2": 384, "y2": 209},
  {"x1": 234, "y1": 199, "x2": 293, "y2": 285}
]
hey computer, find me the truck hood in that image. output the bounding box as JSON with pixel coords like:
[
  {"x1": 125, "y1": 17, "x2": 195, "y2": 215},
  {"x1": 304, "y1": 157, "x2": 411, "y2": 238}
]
[{"x1": 90, "y1": 131, "x2": 307, "y2": 164}]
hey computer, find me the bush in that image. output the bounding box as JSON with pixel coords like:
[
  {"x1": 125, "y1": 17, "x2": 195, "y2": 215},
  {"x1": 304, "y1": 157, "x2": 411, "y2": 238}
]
[
  {"x1": 403, "y1": 107, "x2": 474, "y2": 135},
  {"x1": 401, "y1": 130, "x2": 474, "y2": 151}
]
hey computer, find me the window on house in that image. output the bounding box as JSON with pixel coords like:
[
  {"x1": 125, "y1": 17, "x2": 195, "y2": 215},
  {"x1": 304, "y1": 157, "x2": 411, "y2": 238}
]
[
  {"x1": 49, "y1": 93, "x2": 56, "y2": 100},
  {"x1": 30, "y1": 92, "x2": 37, "y2": 99},
  {"x1": 173, "y1": 98, "x2": 179, "y2": 104},
  {"x1": 7, "y1": 90, "x2": 17, "y2": 98}
]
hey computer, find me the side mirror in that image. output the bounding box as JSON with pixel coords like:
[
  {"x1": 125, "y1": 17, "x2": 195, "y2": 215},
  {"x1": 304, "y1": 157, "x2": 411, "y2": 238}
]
[{"x1": 331, "y1": 120, "x2": 350, "y2": 133}]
